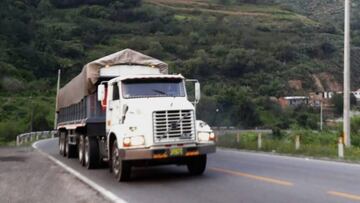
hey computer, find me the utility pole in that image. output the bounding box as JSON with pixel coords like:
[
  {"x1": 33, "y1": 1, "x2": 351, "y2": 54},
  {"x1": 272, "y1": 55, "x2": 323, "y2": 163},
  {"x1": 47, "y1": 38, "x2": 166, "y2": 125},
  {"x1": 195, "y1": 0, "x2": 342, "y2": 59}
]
[
  {"x1": 213, "y1": 108, "x2": 219, "y2": 126},
  {"x1": 29, "y1": 96, "x2": 33, "y2": 132},
  {"x1": 54, "y1": 69, "x2": 61, "y2": 129},
  {"x1": 320, "y1": 100, "x2": 323, "y2": 131},
  {"x1": 343, "y1": 0, "x2": 351, "y2": 147}
]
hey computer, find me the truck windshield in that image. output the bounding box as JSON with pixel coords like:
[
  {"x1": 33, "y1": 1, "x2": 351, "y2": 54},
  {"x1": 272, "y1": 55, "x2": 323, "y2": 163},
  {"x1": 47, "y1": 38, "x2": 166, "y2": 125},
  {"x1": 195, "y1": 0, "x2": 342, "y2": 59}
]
[{"x1": 122, "y1": 78, "x2": 185, "y2": 99}]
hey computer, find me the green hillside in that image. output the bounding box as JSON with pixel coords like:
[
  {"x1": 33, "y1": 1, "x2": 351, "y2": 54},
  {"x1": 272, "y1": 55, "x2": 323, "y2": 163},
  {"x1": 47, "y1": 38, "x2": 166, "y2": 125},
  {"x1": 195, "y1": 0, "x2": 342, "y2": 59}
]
[{"x1": 0, "y1": 0, "x2": 357, "y2": 142}]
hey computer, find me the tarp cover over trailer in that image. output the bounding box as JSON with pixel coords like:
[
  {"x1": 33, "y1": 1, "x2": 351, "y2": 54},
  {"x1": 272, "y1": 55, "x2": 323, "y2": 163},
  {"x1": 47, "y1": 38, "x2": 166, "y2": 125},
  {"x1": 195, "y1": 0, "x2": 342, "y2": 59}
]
[{"x1": 57, "y1": 49, "x2": 168, "y2": 110}]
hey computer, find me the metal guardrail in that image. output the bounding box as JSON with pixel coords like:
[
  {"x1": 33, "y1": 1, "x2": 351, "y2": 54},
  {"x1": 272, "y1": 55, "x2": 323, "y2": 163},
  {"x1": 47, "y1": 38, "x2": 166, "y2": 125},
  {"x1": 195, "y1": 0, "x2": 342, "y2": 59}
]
[
  {"x1": 213, "y1": 129, "x2": 273, "y2": 136},
  {"x1": 16, "y1": 130, "x2": 57, "y2": 146},
  {"x1": 217, "y1": 131, "x2": 345, "y2": 158}
]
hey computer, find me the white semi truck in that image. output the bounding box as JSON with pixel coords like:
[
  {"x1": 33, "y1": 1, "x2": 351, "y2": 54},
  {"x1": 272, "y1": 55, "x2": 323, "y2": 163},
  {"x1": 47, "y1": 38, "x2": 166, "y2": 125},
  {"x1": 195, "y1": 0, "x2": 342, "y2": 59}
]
[{"x1": 56, "y1": 49, "x2": 216, "y2": 181}]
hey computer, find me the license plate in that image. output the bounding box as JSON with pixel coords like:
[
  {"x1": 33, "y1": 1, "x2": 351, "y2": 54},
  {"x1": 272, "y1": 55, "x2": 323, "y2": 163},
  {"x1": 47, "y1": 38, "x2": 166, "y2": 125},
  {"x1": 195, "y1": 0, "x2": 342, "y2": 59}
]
[{"x1": 170, "y1": 148, "x2": 183, "y2": 156}]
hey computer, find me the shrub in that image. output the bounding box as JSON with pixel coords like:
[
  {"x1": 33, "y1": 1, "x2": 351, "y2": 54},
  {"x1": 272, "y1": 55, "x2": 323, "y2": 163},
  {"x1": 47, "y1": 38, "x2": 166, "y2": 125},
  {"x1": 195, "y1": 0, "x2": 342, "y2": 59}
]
[
  {"x1": 1, "y1": 77, "x2": 24, "y2": 93},
  {"x1": 0, "y1": 122, "x2": 23, "y2": 142}
]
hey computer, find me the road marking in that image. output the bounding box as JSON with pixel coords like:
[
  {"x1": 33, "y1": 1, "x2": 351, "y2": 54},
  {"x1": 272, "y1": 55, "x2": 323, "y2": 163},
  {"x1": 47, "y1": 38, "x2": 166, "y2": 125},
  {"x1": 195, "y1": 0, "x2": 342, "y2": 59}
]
[
  {"x1": 32, "y1": 139, "x2": 127, "y2": 203},
  {"x1": 210, "y1": 167, "x2": 293, "y2": 186},
  {"x1": 328, "y1": 191, "x2": 360, "y2": 201}
]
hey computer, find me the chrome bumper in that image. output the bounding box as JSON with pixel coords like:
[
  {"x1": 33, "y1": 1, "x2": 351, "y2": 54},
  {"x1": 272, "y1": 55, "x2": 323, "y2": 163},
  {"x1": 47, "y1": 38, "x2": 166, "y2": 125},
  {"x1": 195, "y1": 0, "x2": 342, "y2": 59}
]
[{"x1": 118, "y1": 143, "x2": 216, "y2": 160}]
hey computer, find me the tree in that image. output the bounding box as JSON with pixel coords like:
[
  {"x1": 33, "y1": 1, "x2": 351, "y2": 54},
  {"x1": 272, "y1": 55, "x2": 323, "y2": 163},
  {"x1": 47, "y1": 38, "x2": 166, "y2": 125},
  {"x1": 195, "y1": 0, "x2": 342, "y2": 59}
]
[
  {"x1": 331, "y1": 93, "x2": 357, "y2": 115},
  {"x1": 274, "y1": 42, "x2": 298, "y2": 63},
  {"x1": 0, "y1": 122, "x2": 21, "y2": 142},
  {"x1": 223, "y1": 48, "x2": 249, "y2": 77}
]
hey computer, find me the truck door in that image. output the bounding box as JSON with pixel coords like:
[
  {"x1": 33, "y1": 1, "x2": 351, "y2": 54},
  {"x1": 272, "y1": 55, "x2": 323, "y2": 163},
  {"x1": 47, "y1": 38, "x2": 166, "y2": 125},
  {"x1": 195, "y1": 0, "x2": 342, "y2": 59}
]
[{"x1": 107, "y1": 82, "x2": 122, "y2": 132}]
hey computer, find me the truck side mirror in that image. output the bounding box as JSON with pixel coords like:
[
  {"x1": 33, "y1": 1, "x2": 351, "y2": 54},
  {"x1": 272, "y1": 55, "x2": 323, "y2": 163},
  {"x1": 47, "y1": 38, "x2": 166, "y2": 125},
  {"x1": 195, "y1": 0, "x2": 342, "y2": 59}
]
[
  {"x1": 97, "y1": 84, "x2": 105, "y2": 101},
  {"x1": 195, "y1": 82, "x2": 201, "y2": 103}
]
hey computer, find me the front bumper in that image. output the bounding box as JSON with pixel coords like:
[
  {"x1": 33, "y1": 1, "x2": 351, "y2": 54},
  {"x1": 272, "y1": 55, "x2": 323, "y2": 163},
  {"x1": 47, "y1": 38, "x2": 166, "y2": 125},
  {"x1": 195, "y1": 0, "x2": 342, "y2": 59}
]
[{"x1": 118, "y1": 143, "x2": 216, "y2": 160}]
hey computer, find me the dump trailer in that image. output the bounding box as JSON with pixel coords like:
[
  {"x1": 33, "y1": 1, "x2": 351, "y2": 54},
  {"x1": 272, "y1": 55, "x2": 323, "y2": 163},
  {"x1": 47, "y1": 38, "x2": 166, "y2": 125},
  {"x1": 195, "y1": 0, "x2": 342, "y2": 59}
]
[{"x1": 56, "y1": 49, "x2": 216, "y2": 181}]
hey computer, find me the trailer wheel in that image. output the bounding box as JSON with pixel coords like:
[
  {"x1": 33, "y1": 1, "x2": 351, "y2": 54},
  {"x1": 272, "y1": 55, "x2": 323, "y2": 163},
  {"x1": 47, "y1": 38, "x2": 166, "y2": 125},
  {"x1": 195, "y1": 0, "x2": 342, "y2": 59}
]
[
  {"x1": 59, "y1": 132, "x2": 66, "y2": 157},
  {"x1": 112, "y1": 140, "x2": 131, "y2": 182},
  {"x1": 78, "y1": 135, "x2": 85, "y2": 166},
  {"x1": 84, "y1": 136, "x2": 99, "y2": 169},
  {"x1": 66, "y1": 135, "x2": 77, "y2": 159},
  {"x1": 58, "y1": 133, "x2": 62, "y2": 155},
  {"x1": 187, "y1": 155, "x2": 207, "y2": 175}
]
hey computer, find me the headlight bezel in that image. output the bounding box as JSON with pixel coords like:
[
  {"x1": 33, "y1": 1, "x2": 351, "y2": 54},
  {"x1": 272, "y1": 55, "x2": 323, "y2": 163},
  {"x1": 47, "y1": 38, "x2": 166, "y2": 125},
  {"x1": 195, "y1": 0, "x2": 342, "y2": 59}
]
[
  {"x1": 198, "y1": 132, "x2": 215, "y2": 142},
  {"x1": 123, "y1": 135, "x2": 145, "y2": 147}
]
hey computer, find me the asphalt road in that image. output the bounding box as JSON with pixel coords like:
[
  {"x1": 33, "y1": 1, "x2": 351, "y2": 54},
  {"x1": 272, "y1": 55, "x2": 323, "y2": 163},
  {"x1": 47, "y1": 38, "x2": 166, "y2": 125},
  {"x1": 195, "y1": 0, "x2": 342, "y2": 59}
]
[{"x1": 35, "y1": 138, "x2": 360, "y2": 203}]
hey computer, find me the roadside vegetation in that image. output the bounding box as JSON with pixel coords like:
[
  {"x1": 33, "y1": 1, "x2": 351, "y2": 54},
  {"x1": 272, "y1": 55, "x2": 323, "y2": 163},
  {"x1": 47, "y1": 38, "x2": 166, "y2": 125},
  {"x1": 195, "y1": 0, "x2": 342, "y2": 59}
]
[
  {"x1": 217, "y1": 117, "x2": 360, "y2": 161},
  {"x1": 0, "y1": 96, "x2": 54, "y2": 145}
]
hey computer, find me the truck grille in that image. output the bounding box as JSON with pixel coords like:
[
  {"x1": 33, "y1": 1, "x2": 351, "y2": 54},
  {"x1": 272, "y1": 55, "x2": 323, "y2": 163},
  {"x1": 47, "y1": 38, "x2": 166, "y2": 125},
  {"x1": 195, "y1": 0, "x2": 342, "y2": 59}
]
[{"x1": 153, "y1": 110, "x2": 195, "y2": 143}]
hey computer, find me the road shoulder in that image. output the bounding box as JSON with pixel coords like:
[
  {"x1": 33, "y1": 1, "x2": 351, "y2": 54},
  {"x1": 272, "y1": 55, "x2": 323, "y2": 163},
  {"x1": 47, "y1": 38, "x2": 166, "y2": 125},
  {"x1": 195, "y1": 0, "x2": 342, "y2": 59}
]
[{"x1": 0, "y1": 146, "x2": 110, "y2": 203}]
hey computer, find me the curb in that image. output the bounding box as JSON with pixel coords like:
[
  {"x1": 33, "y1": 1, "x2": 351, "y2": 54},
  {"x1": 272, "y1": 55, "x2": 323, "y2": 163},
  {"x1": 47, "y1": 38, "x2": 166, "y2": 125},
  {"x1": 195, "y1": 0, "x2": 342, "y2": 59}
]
[{"x1": 32, "y1": 139, "x2": 127, "y2": 203}]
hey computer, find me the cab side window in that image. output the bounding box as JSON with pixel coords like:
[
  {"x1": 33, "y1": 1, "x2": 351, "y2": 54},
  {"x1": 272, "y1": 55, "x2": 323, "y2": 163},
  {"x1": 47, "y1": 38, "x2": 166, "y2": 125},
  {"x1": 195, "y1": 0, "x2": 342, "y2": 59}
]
[{"x1": 113, "y1": 83, "x2": 120, "y2": 101}]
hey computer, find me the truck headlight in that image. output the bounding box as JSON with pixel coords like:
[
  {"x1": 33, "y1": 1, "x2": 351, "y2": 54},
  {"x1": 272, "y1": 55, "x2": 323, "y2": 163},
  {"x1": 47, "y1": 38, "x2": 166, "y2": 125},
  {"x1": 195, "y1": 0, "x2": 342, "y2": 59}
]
[
  {"x1": 198, "y1": 132, "x2": 215, "y2": 142},
  {"x1": 123, "y1": 135, "x2": 145, "y2": 147}
]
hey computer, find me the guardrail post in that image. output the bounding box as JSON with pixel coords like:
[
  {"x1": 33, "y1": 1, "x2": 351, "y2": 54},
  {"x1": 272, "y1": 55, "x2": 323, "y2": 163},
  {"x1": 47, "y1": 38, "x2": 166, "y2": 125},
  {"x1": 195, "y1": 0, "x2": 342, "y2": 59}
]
[
  {"x1": 51, "y1": 131, "x2": 55, "y2": 138},
  {"x1": 257, "y1": 133, "x2": 262, "y2": 149},
  {"x1": 19, "y1": 135, "x2": 23, "y2": 145},
  {"x1": 236, "y1": 133, "x2": 240, "y2": 143},
  {"x1": 338, "y1": 137, "x2": 344, "y2": 158},
  {"x1": 295, "y1": 135, "x2": 300, "y2": 150},
  {"x1": 16, "y1": 136, "x2": 20, "y2": 146}
]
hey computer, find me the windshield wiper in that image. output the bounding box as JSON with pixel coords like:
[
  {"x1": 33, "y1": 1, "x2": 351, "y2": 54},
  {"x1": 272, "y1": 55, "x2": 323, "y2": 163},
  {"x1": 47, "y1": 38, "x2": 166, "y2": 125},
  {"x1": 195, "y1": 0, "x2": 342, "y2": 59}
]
[{"x1": 152, "y1": 89, "x2": 168, "y2": 96}]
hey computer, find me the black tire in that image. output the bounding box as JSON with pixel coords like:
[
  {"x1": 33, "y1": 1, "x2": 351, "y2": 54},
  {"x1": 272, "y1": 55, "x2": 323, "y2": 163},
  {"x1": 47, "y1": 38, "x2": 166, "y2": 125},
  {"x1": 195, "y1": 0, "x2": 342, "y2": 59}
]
[
  {"x1": 58, "y1": 132, "x2": 62, "y2": 155},
  {"x1": 66, "y1": 135, "x2": 77, "y2": 159},
  {"x1": 78, "y1": 135, "x2": 85, "y2": 166},
  {"x1": 59, "y1": 132, "x2": 66, "y2": 157},
  {"x1": 84, "y1": 136, "x2": 99, "y2": 169},
  {"x1": 187, "y1": 155, "x2": 207, "y2": 175},
  {"x1": 111, "y1": 140, "x2": 131, "y2": 182}
]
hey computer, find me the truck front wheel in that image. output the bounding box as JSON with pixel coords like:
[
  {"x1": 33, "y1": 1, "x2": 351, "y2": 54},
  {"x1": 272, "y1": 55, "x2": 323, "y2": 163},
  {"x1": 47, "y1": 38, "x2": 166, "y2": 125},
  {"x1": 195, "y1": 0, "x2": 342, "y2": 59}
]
[
  {"x1": 187, "y1": 155, "x2": 207, "y2": 175},
  {"x1": 112, "y1": 140, "x2": 131, "y2": 182},
  {"x1": 84, "y1": 136, "x2": 99, "y2": 169}
]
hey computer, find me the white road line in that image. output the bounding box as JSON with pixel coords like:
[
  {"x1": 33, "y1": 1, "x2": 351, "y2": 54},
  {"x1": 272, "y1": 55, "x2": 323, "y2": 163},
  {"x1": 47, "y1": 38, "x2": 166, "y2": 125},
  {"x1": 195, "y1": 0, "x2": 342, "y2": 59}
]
[{"x1": 32, "y1": 139, "x2": 127, "y2": 203}]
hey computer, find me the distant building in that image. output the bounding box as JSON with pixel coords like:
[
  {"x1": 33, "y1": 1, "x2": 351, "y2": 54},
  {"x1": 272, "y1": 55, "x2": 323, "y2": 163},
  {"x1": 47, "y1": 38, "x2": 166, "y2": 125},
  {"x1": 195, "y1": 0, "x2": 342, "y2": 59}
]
[
  {"x1": 308, "y1": 91, "x2": 335, "y2": 107},
  {"x1": 278, "y1": 89, "x2": 360, "y2": 109},
  {"x1": 352, "y1": 89, "x2": 360, "y2": 101},
  {"x1": 309, "y1": 91, "x2": 334, "y2": 100},
  {"x1": 278, "y1": 96, "x2": 309, "y2": 108}
]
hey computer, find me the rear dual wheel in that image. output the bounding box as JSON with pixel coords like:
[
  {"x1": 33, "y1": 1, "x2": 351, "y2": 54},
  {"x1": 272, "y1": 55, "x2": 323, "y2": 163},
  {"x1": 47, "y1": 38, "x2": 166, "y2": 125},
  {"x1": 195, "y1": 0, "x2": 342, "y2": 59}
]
[
  {"x1": 59, "y1": 132, "x2": 66, "y2": 157},
  {"x1": 84, "y1": 136, "x2": 99, "y2": 169},
  {"x1": 78, "y1": 135, "x2": 85, "y2": 166},
  {"x1": 66, "y1": 135, "x2": 77, "y2": 158}
]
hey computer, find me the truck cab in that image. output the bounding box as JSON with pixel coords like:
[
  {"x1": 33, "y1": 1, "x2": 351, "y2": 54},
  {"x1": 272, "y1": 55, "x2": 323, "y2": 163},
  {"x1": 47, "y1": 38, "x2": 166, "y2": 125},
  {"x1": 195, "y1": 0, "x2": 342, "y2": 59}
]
[{"x1": 98, "y1": 66, "x2": 216, "y2": 181}]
